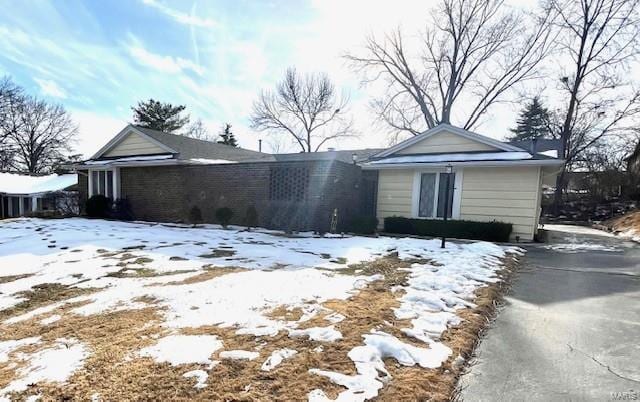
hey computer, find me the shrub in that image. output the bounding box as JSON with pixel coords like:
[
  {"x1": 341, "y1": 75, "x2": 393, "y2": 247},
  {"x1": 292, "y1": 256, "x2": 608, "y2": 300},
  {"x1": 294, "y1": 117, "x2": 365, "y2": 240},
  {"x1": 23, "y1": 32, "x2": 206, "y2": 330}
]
[
  {"x1": 245, "y1": 205, "x2": 258, "y2": 229},
  {"x1": 85, "y1": 195, "x2": 111, "y2": 218},
  {"x1": 112, "y1": 199, "x2": 134, "y2": 221},
  {"x1": 189, "y1": 206, "x2": 203, "y2": 227},
  {"x1": 384, "y1": 217, "x2": 513, "y2": 242},
  {"x1": 345, "y1": 215, "x2": 378, "y2": 235},
  {"x1": 215, "y1": 207, "x2": 234, "y2": 228}
]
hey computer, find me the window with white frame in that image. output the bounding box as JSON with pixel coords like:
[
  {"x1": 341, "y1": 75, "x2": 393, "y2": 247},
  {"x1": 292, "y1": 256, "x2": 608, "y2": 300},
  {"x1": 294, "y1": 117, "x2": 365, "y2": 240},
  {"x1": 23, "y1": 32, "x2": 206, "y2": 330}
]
[
  {"x1": 90, "y1": 169, "x2": 115, "y2": 199},
  {"x1": 418, "y1": 172, "x2": 455, "y2": 219}
]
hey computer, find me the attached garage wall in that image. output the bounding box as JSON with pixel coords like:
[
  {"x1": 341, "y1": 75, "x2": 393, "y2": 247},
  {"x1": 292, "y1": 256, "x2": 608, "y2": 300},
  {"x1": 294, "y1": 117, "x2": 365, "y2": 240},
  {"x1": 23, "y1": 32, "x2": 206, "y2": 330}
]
[
  {"x1": 396, "y1": 131, "x2": 497, "y2": 154},
  {"x1": 376, "y1": 169, "x2": 413, "y2": 220},
  {"x1": 460, "y1": 166, "x2": 541, "y2": 240}
]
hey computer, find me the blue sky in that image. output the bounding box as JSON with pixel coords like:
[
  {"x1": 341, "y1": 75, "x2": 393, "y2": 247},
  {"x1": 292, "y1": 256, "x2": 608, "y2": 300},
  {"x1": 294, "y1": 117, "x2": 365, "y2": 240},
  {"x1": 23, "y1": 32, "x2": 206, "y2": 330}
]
[{"x1": 0, "y1": 0, "x2": 530, "y2": 156}]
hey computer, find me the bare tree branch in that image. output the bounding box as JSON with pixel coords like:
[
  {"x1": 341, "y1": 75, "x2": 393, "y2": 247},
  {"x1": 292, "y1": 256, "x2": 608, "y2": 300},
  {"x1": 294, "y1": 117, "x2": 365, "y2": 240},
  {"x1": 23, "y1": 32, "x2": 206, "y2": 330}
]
[
  {"x1": 346, "y1": 0, "x2": 556, "y2": 139},
  {"x1": 250, "y1": 67, "x2": 355, "y2": 152}
]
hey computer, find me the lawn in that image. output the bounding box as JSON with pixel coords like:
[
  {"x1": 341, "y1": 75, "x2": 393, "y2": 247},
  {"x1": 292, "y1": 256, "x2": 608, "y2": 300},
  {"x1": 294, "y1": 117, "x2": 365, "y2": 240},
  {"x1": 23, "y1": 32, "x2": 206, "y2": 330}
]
[{"x1": 0, "y1": 218, "x2": 520, "y2": 401}]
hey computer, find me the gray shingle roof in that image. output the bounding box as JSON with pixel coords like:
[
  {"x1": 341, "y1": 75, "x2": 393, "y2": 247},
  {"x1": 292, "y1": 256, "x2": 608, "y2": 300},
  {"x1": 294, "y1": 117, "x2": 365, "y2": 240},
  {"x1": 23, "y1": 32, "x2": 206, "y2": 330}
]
[
  {"x1": 273, "y1": 149, "x2": 382, "y2": 164},
  {"x1": 135, "y1": 126, "x2": 276, "y2": 162}
]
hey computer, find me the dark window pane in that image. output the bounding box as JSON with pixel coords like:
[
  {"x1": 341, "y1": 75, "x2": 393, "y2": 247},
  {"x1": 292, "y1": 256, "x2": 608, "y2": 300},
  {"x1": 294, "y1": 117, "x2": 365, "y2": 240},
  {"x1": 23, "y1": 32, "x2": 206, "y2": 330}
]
[
  {"x1": 107, "y1": 170, "x2": 114, "y2": 199},
  {"x1": 418, "y1": 173, "x2": 436, "y2": 217},
  {"x1": 99, "y1": 171, "x2": 106, "y2": 196},
  {"x1": 91, "y1": 171, "x2": 99, "y2": 195},
  {"x1": 436, "y1": 173, "x2": 455, "y2": 218}
]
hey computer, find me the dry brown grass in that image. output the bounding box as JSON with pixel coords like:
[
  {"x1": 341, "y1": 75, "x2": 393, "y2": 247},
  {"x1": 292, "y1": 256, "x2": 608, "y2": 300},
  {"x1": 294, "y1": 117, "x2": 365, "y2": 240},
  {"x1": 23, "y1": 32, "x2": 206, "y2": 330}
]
[
  {"x1": 0, "y1": 283, "x2": 99, "y2": 321},
  {"x1": 376, "y1": 253, "x2": 520, "y2": 402},
  {"x1": 161, "y1": 266, "x2": 248, "y2": 286},
  {"x1": 605, "y1": 209, "x2": 640, "y2": 234},
  {"x1": 0, "y1": 253, "x2": 520, "y2": 401},
  {"x1": 0, "y1": 273, "x2": 33, "y2": 284}
]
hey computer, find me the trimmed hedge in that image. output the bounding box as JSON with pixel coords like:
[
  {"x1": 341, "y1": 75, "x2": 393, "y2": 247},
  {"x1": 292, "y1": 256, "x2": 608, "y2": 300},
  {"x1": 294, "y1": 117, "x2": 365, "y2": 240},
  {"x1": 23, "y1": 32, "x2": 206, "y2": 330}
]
[
  {"x1": 384, "y1": 217, "x2": 512, "y2": 242},
  {"x1": 345, "y1": 215, "x2": 379, "y2": 235}
]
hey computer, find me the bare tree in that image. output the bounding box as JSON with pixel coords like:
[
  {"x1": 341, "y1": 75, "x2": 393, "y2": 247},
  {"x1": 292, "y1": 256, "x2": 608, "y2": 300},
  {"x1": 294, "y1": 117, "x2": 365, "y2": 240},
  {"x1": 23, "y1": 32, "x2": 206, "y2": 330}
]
[
  {"x1": 8, "y1": 96, "x2": 77, "y2": 173},
  {"x1": 184, "y1": 118, "x2": 215, "y2": 141},
  {"x1": 548, "y1": 0, "x2": 640, "y2": 209},
  {"x1": 346, "y1": 0, "x2": 555, "y2": 139},
  {"x1": 0, "y1": 76, "x2": 23, "y2": 167},
  {"x1": 250, "y1": 67, "x2": 354, "y2": 152}
]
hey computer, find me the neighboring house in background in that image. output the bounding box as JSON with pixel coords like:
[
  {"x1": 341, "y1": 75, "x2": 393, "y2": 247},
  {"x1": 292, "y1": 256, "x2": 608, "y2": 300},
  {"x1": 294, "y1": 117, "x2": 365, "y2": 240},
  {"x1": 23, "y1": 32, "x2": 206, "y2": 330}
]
[
  {"x1": 73, "y1": 123, "x2": 563, "y2": 241},
  {"x1": 362, "y1": 124, "x2": 563, "y2": 241},
  {"x1": 0, "y1": 172, "x2": 78, "y2": 218},
  {"x1": 626, "y1": 142, "x2": 640, "y2": 176}
]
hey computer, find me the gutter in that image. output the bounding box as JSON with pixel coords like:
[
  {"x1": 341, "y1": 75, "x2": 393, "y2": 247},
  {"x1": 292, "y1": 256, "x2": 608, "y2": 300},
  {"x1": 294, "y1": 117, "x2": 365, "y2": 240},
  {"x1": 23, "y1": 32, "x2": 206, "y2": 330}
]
[{"x1": 361, "y1": 159, "x2": 565, "y2": 170}]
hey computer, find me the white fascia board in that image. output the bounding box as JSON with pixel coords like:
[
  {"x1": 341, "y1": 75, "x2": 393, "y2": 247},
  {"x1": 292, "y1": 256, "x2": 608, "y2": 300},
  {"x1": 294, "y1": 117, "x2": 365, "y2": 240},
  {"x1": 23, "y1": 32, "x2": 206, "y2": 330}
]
[
  {"x1": 362, "y1": 158, "x2": 565, "y2": 170},
  {"x1": 375, "y1": 123, "x2": 524, "y2": 158},
  {"x1": 90, "y1": 124, "x2": 178, "y2": 160}
]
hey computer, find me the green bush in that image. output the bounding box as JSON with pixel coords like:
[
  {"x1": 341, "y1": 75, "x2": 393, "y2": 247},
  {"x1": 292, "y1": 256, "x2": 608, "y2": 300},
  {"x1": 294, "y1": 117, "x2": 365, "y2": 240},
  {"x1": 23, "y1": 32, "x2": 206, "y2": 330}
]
[
  {"x1": 245, "y1": 205, "x2": 258, "y2": 229},
  {"x1": 215, "y1": 207, "x2": 234, "y2": 228},
  {"x1": 189, "y1": 206, "x2": 203, "y2": 227},
  {"x1": 384, "y1": 217, "x2": 512, "y2": 242},
  {"x1": 346, "y1": 215, "x2": 378, "y2": 235},
  {"x1": 85, "y1": 195, "x2": 111, "y2": 218}
]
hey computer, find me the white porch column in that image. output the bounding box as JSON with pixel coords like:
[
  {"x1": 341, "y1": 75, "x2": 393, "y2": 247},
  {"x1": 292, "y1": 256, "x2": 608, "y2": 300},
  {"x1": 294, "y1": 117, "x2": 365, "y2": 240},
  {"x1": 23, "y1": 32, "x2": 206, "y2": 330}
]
[
  {"x1": 32, "y1": 196, "x2": 38, "y2": 212},
  {"x1": 88, "y1": 170, "x2": 94, "y2": 197},
  {"x1": 18, "y1": 196, "x2": 24, "y2": 216},
  {"x1": 113, "y1": 168, "x2": 120, "y2": 199},
  {"x1": 7, "y1": 197, "x2": 12, "y2": 218}
]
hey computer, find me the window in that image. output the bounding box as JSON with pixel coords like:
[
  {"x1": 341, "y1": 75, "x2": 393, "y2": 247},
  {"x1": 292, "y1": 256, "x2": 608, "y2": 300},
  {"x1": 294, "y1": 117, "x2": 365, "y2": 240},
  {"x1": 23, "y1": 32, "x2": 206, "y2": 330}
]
[
  {"x1": 90, "y1": 169, "x2": 116, "y2": 199},
  {"x1": 418, "y1": 172, "x2": 455, "y2": 219}
]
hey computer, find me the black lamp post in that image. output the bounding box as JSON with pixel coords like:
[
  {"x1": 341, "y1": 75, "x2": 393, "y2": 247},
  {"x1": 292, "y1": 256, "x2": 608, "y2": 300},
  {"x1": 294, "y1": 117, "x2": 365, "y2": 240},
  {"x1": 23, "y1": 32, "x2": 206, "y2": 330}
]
[{"x1": 441, "y1": 164, "x2": 453, "y2": 249}]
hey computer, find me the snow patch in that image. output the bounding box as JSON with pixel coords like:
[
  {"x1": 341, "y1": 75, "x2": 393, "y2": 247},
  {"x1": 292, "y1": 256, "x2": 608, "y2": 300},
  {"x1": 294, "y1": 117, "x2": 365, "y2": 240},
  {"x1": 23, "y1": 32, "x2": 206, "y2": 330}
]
[
  {"x1": 289, "y1": 326, "x2": 342, "y2": 342},
  {"x1": 138, "y1": 335, "x2": 222, "y2": 366},
  {"x1": 219, "y1": 350, "x2": 259, "y2": 360},
  {"x1": 183, "y1": 370, "x2": 208, "y2": 389},
  {"x1": 261, "y1": 349, "x2": 297, "y2": 371},
  {"x1": 0, "y1": 338, "x2": 87, "y2": 397}
]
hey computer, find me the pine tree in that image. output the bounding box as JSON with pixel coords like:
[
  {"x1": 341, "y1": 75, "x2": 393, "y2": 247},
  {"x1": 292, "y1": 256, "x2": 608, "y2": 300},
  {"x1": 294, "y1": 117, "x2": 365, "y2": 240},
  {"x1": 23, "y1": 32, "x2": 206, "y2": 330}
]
[
  {"x1": 217, "y1": 123, "x2": 238, "y2": 147},
  {"x1": 508, "y1": 97, "x2": 551, "y2": 141},
  {"x1": 132, "y1": 99, "x2": 189, "y2": 133}
]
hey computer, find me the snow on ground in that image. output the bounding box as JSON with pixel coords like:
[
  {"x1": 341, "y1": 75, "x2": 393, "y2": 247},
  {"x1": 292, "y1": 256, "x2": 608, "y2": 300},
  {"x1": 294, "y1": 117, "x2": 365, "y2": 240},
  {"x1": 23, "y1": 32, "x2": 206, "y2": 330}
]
[
  {"x1": 138, "y1": 335, "x2": 223, "y2": 366},
  {"x1": 0, "y1": 338, "x2": 88, "y2": 399},
  {"x1": 542, "y1": 224, "x2": 622, "y2": 253},
  {"x1": 542, "y1": 243, "x2": 621, "y2": 253},
  {"x1": 261, "y1": 349, "x2": 298, "y2": 371},
  {"x1": 543, "y1": 224, "x2": 616, "y2": 237},
  {"x1": 0, "y1": 218, "x2": 517, "y2": 400}
]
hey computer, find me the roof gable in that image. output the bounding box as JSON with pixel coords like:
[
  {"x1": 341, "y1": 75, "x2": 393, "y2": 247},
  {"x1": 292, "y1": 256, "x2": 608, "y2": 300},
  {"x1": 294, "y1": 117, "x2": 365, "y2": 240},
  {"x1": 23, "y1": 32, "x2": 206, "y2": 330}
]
[
  {"x1": 92, "y1": 125, "x2": 177, "y2": 159},
  {"x1": 376, "y1": 124, "x2": 523, "y2": 157}
]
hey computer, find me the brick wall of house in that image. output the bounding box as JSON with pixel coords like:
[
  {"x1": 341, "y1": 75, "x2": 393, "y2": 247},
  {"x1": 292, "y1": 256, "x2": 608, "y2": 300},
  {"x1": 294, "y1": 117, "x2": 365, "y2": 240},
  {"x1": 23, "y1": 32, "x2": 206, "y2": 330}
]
[
  {"x1": 74, "y1": 160, "x2": 374, "y2": 232},
  {"x1": 77, "y1": 172, "x2": 88, "y2": 214}
]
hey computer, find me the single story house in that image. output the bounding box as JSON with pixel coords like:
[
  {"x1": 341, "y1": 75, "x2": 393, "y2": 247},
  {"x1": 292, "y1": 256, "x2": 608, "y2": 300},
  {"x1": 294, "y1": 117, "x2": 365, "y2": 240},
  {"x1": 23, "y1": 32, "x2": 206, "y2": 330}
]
[
  {"x1": 0, "y1": 172, "x2": 78, "y2": 218},
  {"x1": 73, "y1": 124, "x2": 563, "y2": 241}
]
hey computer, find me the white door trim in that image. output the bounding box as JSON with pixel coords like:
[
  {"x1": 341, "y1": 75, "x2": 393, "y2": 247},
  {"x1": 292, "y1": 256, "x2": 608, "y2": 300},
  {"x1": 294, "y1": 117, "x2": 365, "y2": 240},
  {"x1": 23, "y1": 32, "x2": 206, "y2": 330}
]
[{"x1": 411, "y1": 167, "x2": 463, "y2": 219}]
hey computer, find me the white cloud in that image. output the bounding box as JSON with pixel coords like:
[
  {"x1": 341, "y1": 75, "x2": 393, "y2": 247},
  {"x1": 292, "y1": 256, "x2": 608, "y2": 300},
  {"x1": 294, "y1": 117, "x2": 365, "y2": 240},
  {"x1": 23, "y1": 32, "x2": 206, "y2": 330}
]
[
  {"x1": 70, "y1": 109, "x2": 128, "y2": 157},
  {"x1": 141, "y1": 0, "x2": 217, "y2": 28},
  {"x1": 34, "y1": 77, "x2": 67, "y2": 98},
  {"x1": 128, "y1": 44, "x2": 204, "y2": 76}
]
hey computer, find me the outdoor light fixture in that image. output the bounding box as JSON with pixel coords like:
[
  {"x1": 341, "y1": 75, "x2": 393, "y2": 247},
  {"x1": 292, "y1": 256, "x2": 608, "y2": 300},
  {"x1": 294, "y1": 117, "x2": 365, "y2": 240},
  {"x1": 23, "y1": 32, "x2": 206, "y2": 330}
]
[{"x1": 441, "y1": 164, "x2": 453, "y2": 248}]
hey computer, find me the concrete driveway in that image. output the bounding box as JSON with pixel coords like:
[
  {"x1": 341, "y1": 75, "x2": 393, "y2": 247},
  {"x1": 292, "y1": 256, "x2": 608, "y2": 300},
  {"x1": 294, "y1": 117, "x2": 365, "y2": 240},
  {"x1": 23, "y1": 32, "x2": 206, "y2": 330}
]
[{"x1": 459, "y1": 225, "x2": 640, "y2": 402}]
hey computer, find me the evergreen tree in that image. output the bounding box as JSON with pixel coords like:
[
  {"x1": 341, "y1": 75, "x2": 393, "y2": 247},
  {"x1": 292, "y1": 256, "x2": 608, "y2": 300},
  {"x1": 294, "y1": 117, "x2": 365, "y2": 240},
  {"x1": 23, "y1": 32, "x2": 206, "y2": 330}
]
[
  {"x1": 508, "y1": 97, "x2": 552, "y2": 141},
  {"x1": 217, "y1": 123, "x2": 238, "y2": 147},
  {"x1": 132, "y1": 99, "x2": 189, "y2": 133}
]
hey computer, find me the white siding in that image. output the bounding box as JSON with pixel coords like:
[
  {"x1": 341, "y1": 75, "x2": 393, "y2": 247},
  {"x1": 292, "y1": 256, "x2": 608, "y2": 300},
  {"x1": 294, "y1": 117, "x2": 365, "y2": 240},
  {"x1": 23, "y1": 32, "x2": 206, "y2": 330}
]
[
  {"x1": 103, "y1": 131, "x2": 167, "y2": 157},
  {"x1": 396, "y1": 130, "x2": 497, "y2": 154},
  {"x1": 460, "y1": 166, "x2": 541, "y2": 240}
]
